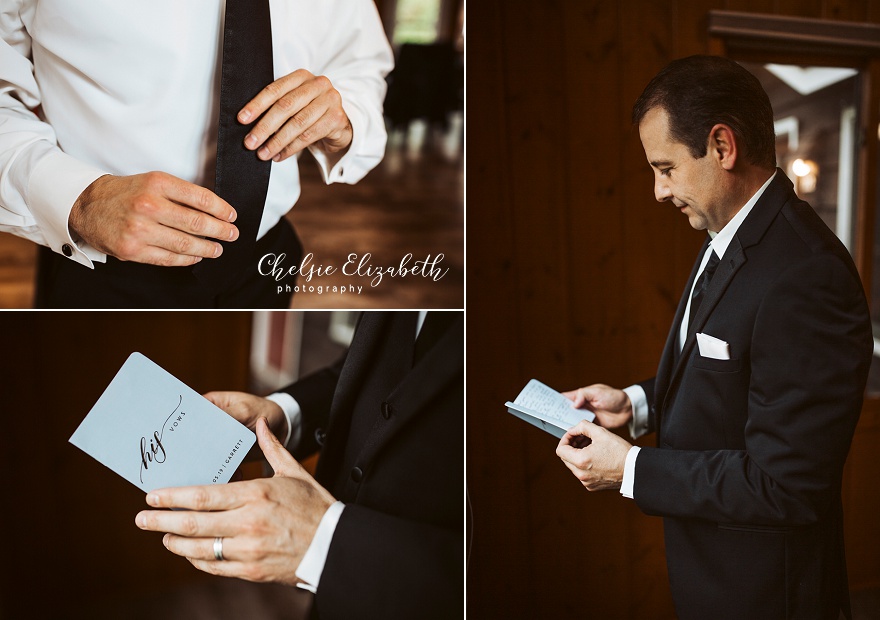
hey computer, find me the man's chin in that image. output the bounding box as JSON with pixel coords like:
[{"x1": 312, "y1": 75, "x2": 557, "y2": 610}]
[{"x1": 685, "y1": 213, "x2": 708, "y2": 231}]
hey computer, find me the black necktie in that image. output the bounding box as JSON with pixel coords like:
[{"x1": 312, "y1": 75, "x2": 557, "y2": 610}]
[
  {"x1": 688, "y1": 249, "x2": 721, "y2": 331},
  {"x1": 193, "y1": 0, "x2": 274, "y2": 293}
]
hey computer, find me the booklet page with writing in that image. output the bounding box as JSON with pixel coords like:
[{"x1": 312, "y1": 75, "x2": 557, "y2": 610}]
[{"x1": 506, "y1": 379, "x2": 595, "y2": 438}]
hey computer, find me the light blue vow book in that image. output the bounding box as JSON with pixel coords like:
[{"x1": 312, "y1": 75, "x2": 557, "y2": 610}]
[{"x1": 70, "y1": 352, "x2": 256, "y2": 493}]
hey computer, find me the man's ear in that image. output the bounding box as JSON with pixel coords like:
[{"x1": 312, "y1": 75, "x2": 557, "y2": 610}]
[{"x1": 708, "y1": 123, "x2": 737, "y2": 170}]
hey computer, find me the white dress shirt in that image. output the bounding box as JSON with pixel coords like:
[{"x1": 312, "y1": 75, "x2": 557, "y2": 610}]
[
  {"x1": 270, "y1": 311, "x2": 428, "y2": 592},
  {"x1": 620, "y1": 172, "x2": 777, "y2": 499},
  {"x1": 0, "y1": 0, "x2": 393, "y2": 267}
]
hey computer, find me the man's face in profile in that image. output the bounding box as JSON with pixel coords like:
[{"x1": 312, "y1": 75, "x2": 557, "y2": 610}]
[{"x1": 638, "y1": 107, "x2": 728, "y2": 233}]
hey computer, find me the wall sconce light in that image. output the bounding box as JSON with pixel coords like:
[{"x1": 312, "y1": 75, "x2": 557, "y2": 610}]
[{"x1": 791, "y1": 158, "x2": 818, "y2": 194}]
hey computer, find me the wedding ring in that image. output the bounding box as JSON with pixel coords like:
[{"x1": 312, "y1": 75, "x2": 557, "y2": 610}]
[{"x1": 213, "y1": 536, "x2": 225, "y2": 561}]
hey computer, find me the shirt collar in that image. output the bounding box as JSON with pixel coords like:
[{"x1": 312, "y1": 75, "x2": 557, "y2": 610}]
[{"x1": 708, "y1": 170, "x2": 776, "y2": 258}]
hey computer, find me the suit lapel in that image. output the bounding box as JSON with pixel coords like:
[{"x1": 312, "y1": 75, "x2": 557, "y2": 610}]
[
  {"x1": 320, "y1": 313, "x2": 390, "y2": 461},
  {"x1": 655, "y1": 239, "x2": 710, "y2": 408},
  {"x1": 662, "y1": 237, "x2": 747, "y2": 413},
  {"x1": 350, "y1": 314, "x2": 463, "y2": 471}
]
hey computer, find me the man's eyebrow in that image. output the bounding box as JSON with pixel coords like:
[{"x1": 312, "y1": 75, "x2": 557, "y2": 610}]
[{"x1": 650, "y1": 160, "x2": 673, "y2": 168}]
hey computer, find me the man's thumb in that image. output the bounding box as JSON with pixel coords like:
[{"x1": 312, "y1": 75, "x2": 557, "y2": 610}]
[{"x1": 256, "y1": 416, "x2": 300, "y2": 477}]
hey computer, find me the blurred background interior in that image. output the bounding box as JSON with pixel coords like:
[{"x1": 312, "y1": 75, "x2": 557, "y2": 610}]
[
  {"x1": 469, "y1": 1, "x2": 880, "y2": 618},
  {"x1": 0, "y1": 311, "x2": 379, "y2": 619},
  {"x1": 0, "y1": 0, "x2": 464, "y2": 310}
]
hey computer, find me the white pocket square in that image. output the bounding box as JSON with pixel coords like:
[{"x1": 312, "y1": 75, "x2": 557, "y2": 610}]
[{"x1": 696, "y1": 333, "x2": 730, "y2": 360}]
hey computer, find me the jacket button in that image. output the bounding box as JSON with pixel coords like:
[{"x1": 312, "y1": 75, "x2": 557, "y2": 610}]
[
  {"x1": 62, "y1": 244, "x2": 73, "y2": 257},
  {"x1": 381, "y1": 401, "x2": 393, "y2": 419},
  {"x1": 314, "y1": 428, "x2": 326, "y2": 446},
  {"x1": 350, "y1": 467, "x2": 363, "y2": 483}
]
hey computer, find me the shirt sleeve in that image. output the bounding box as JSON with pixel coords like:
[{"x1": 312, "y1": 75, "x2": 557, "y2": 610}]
[
  {"x1": 0, "y1": 3, "x2": 108, "y2": 267},
  {"x1": 306, "y1": 0, "x2": 394, "y2": 185},
  {"x1": 265, "y1": 391, "x2": 302, "y2": 450},
  {"x1": 623, "y1": 384, "x2": 650, "y2": 439},
  {"x1": 619, "y1": 446, "x2": 641, "y2": 499},
  {"x1": 294, "y1": 501, "x2": 346, "y2": 593}
]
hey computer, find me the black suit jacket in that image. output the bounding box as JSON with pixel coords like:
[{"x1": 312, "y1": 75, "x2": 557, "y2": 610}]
[
  {"x1": 635, "y1": 171, "x2": 872, "y2": 619},
  {"x1": 283, "y1": 312, "x2": 463, "y2": 620}
]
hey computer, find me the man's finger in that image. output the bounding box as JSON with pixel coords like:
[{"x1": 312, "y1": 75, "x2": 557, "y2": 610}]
[
  {"x1": 238, "y1": 70, "x2": 313, "y2": 125},
  {"x1": 189, "y1": 557, "x2": 258, "y2": 581},
  {"x1": 136, "y1": 508, "x2": 238, "y2": 538},
  {"x1": 163, "y1": 533, "x2": 242, "y2": 562},
  {"x1": 202, "y1": 391, "x2": 226, "y2": 408},
  {"x1": 160, "y1": 175, "x2": 237, "y2": 223},
  {"x1": 567, "y1": 419, "x2": 599, "y2": 438},
  {"x1": 149, "y1": 226, "x2": 224, "y2": 259},
  {"x1": 145, "y1": 481, "x2": 246, "y2": 512},
  {"x1": 273, "y1": 107, "x2": 349, "y2": 161},
  {"x1": 256, "y1": 417, "x2": 303, "y2": 477},
  {"x1": 130, "y1": 245, "x2": 204, "y2": 267},
  {"x1": 258, "y1": 100, "x2": 329, "y2": 160},
  {"x1": 243, "y1": 77, "x2": 325, "y2": 153},
  {"x1": 156, "y1": 203, "x2": 239, "y2": 244},
  {"x1": 556, "y1": 442, "x2": 589, "y2": 468}
]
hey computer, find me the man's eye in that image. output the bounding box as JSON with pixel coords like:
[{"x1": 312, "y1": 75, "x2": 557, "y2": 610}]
[{"x1": 661, "y1": 168, "x2": 672, "y2": 177}]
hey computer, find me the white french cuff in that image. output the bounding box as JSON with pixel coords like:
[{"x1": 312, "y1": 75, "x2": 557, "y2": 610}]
[
  {"x1": 620, "y1": 446, "x2": 641, "y2": 499},
  {"x1": 25, "y1": 149, "x2": 109, "y2": 268},
  {"x1": 264, "y1": 392, "x2": 301, "y2": 450},
  {"x1": 295, "y1": 501, "x2": 346, "y2": 593},
  {"x1": 622, "y1": 384, "x2": 650, "y2": 440}
]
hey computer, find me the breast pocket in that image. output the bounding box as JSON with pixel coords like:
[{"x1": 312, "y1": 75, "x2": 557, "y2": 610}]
[{"x1": 692, "y1": 356, "x2": 742, "y2": 373}]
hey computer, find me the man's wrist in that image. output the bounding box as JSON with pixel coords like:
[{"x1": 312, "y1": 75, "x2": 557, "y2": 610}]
[{"x1": 295, "y1": 501, "x2": 346, "y2": 593}]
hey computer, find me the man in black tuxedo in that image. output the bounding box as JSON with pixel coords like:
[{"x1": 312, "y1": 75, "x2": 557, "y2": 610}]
[
  {"x1": 555, "y1": 56, "x2": 872, "y2": 619},
  {"x1": 136, "y1": 311, "x2": 463, "y2": 619}
]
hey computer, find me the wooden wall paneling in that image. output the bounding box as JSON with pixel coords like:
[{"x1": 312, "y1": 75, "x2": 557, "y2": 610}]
[
  {"x1": 617, "y1": 3, "x2": 683, "y2": 618},
  {"x1": 465, "y1": 0, "x2": 534, "y2": 617},
  {"x1": 822, "y1": 0, "x2": 869, "y2": 21},
  {"x1": 560, "y1": 1, "x2": 629, "y2": 390},
  {"x1": 619, "y1": 0, "x2": 681, "y2": 382},
  {"x1": 674, "y1": 0, "x2": 721, "y2": 55},
  {"x1": 774, "y1": 0, "x2": 825, "y2": 18},
  {"x1": 1, "y1": 313, "x2": 252, "y2": 618},
  {"x1": 844, "y1": 406, "x2": 880, "y2": 589},
  {"x1": 525, "y1": 2, "x2": 635, "y2": 618},
  {"x1": 723, "y1": 0, "x2": 778, "y2": 14},
  {"x1": 499, "y1": 1, "x2": 588, "y2": 617},
  {"x1": 500, "y1": 0, "x2": 574, "y2": 388}
]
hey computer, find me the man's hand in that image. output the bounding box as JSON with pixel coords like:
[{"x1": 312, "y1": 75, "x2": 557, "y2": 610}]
[
  {"x1": 562, "y1": 384, "x2": 634, "y2": 429},
  {"x1": 556, "y1": 420, "x2": 632, "y2": 491},
  {"x1": 135, "y1": 418, "x2": 335, "y2": 585},
  {"x1": 203, "y1": 391, "x2": 287, "y2": 438},
  {"x1": 238, "y1": 69, "x2": 352, "y2": 163},
  {"x1": 69, "y1": 172, "x2": 239, "y2": 266}
]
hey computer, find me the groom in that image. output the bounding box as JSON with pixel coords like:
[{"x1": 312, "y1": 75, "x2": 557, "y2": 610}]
[{"x1": 556, "y1": 56, "x2": 872, "y2": 620}]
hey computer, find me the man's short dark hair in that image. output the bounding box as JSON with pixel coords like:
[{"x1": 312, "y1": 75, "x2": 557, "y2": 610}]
[{"x1": 632, "y1": 55, "x2": 776, "y2": 169}]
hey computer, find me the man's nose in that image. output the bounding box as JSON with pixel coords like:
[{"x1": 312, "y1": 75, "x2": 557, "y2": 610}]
[{"x1": 654, "y1": 177, "x2": 672, "y2": 202}]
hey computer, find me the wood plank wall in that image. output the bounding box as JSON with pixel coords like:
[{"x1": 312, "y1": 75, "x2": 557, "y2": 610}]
[{"x1": 467, "y1": 1, "x2": 880, "y2": 618}]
